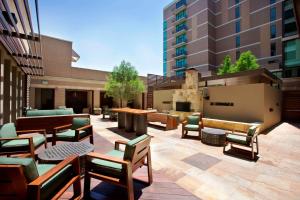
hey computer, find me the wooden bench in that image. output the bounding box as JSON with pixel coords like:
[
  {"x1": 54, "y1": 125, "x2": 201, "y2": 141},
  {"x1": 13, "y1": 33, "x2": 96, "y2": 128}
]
[
  {"x1": 202, "y1": 118, "x2": 257, "y2": 133},
  {"x1": 147, "y1": 113, "x2": 178, "y2": 130}
]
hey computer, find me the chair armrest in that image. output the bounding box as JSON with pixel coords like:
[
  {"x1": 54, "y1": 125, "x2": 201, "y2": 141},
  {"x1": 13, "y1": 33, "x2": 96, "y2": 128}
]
[
  {"x1": 54, "y1": 124, "x2": 72, "y2": 132},
  {"x1": 86, "y1": 152, "x2": 129, "y2": 165},
  {"x1": 182, "y1": 120, "x2": 187, "y2": 126},
  {"x1": 114, "y1": 140, "x2": 127, "y2": 150},
  {"x1": 28, "y1": 155, "x2": 80, "y2": 187},
  {"x1": 76, "y1": 124, "x2": 92, "y2": 132},
  {"x1": 0, "y1": 137, "x2": 34, "y2": 155},
  {"x1": 16, "y1": 129, "x2": 46, "y2": 135}
]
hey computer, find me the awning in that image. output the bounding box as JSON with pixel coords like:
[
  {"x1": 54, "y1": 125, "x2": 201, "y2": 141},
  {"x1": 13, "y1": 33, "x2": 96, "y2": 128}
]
[{"x1": 0, "y1": 0, "x2": 43, "y2": 76}]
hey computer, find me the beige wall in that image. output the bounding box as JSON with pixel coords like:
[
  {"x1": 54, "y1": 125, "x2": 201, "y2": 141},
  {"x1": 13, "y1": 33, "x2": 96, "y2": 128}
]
[
  {"x1": 93, "y1": 90, "x2": 100, "y2": 108},
  {"x1": 264, "y1": 84, "x2": 282, "y2": 130},
  {"x1": 203, "y1": 83, "x2": 282, "y2": 131},
  {"x1": 153, "y1": 89, "x2": 176, "y2": 112}
]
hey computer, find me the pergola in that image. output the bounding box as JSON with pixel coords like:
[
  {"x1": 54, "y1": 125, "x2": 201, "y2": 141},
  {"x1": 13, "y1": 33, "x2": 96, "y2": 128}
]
[{"x1": 0, "y1": 0, "x2": 43, "y2": 76}]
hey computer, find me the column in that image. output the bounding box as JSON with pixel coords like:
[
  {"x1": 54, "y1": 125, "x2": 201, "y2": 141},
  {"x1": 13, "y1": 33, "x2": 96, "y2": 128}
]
[
  {"x1": 11, "y1": 66, "x2": 17, "y2": 122},
  {"x1": 3, "y1": 59, "x2": 11, "y2": 123},
  {"x1": 0, "y1": 50, "x2": 3, "y2": 124},
  {"x1": 54, "y1": 88, "x2": 65, "y2": 108}
]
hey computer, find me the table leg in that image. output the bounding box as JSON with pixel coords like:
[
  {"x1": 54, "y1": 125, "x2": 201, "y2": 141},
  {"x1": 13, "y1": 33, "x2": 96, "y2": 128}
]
[
  {"x1": 118, "y1": 112, "x2": 125, "y2": 129},
  {"x1": 125, "y1": 113, "x2": 134, "y2": 132},
  {"x1": 134, "y1": 115, "x2": 147, "y2": 135}
]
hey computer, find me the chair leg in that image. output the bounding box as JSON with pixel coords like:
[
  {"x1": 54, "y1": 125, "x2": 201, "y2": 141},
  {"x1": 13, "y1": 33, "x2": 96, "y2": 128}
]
[
  {"x1": 251, "y1": 143, "x2": 254, "y2": 160},
  {"x1": 84, "y1": 173, "x2": 91, "y2": 199},
  {"x1": 72, "y1": 176, "x2": 81, "y2": 199},
  {"x1": 126, "y1": 166, "x2": 134, "y2": 200},
  {"x1": 181, "y1": 128, "x2": 185, "y2": 138},
  {"x1": 147, "y1": 149, "x2": 153, "y2": 185},
  {"x1": 256, "y1": 137, "x2": 259, "y2": 155}
]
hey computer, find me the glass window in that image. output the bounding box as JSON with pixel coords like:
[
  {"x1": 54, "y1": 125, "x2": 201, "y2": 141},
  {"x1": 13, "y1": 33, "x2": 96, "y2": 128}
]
[
  {"x1": 270, "y1": 24, "x2": 276, "y2": 38},
  {"x1": 270, "y1": 0, "x2": 276, "y2": 4},
  {"x1": 176, "y1": 22, "x2": 187, "y2": 32},
  {"x1": 176, "y1": 70, "x2": 185, "y2": 77},
  {"x1": 270, "y1": 7, "x2": 276, "y2": 21},
  {"x1": 235, "y1": 6, "x2": 240, "y2": 18},
  {"x1": 235, "y1": 0, "x2": 240, "y2": 4},
  {"x1": 284, "y1": 39, "x2": 300, "y2": 68},
  {"x1": 283, "y1": 0, "x2": 298, "y2": 37},
  {"x1": 176, "y1": 46, "x2": 186, "y2": 56},
  {"x1": 271, "y1": 42, "x2": 276, "y2": 56},
  {"x1": 176, "y1": 0, "x2": 186, "y2": 9},
  {"x1": 176, "y1": 58, "x2": 187, "y2": 67},
  {"x1": 236, "y1": 20, "x2": 241, "y2": 33},
  {"x1": 163, "y1": 21, "x2": 167, "y2": 31},
  {"x1": 236, "y1": 35, "x2": 240, "y2": 47},
  {"x1": 176, "y1": 34, "x2": 187, "y2": 44},
  {"x1": 176, "y1": 10, "x2": 186, "y2": 21}
]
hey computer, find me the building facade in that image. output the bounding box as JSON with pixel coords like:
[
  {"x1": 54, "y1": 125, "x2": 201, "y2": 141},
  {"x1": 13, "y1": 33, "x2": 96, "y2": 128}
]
[
  {"x1": 163, "y1": 0, "x2": 286, "y2": 77},
  {"x1": 30, "y1": 35, "x2": 147, "y2": 113}
]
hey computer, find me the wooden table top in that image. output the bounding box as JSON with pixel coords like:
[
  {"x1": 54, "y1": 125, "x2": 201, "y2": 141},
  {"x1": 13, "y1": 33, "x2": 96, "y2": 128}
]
[{"x1": 111, "y1": 107, "x2": 157, "y2": 115}]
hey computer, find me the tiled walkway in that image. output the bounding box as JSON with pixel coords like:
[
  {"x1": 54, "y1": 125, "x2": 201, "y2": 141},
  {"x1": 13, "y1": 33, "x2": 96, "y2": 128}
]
[{"x1": 64, "y1": 116, "x2": 300, "y2": 199}]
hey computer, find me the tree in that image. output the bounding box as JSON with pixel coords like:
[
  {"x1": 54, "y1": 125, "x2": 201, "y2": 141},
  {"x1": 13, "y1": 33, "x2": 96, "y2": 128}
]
[
  {"x1": 104, "y1": 60, "x2": 145, "y2": 107},
  {"x1": 235, "y1": 51, "x2": 259, "y2": 72},
  {"x1": 217, "y1": 55, "x2": 234, "y2": 75}
]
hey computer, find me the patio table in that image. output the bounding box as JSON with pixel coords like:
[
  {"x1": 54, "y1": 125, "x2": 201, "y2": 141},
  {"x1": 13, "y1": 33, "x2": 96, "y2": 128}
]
[
  {"x1": 38, "y1": 142, "x2": 94, "y2": 175},
  {"x1": 201, "y1": 127, "x2": 226, "y2": 146}
]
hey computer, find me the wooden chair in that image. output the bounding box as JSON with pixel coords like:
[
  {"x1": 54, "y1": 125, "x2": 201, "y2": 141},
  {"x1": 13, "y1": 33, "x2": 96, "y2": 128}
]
[
  {"x1": 182, "y1": 114, "x2": 204, "y2": 139},
  {"x1": 223, "y1": 124, "x2": 260, "y2": 160},
  {"x1": 52, "y1": 117, "x2": 93, "y2": 145},
  {"x1": 0, "y1": 155, "x2": 81, "y2": 200},
  {"x1": 84, "y1": 134, "x2": 153, "y2": 200},
  {"x1": 0, "y1": 123, "x2": 47, "y2": 159}
]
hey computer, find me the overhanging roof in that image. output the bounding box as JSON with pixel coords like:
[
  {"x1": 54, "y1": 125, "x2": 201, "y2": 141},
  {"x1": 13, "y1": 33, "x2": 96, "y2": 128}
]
[
  {"x1": 0, "y1": 0, "x2": 43, "y2": 76},
  {"x1": 199, "y1": 68, "x2": 282, "y2": 86}
]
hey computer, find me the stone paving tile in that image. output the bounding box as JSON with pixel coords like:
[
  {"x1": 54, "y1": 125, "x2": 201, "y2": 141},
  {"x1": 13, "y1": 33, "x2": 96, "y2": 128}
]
[{"x1": 182, "y1": 152, "x2": 221, "y2": 170}]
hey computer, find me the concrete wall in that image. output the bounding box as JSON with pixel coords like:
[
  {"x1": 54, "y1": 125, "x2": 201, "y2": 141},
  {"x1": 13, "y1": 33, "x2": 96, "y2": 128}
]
[
  {"x1": 264, "y1": 84, "x2": 282, "y2": 130},
  {"x1": 153, "y1": 89, "x2": 176, "y2": 112},
  {"x1": 203, "y1": 83, "x2": 282, "y2": 131},
  {"x1": 204, "y1": 83, "x2": 265, "y2": 123}
]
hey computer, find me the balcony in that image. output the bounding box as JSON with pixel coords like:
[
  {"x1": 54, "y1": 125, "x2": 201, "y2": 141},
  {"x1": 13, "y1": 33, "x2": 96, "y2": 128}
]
[
  {"x1": 172, "y1": 25, "x2": 188, "y2": 35},
  {"x1": 173, "y1": 0, "x2": 187, "y2": 13},
  {"x1": 172, "y1": 38, "x2": 187, "y2": 47},
  {"x1": 173, "y1": 50, "x2": 187, "y2": 59},
  {"x1": 172, "y1": 64, "x2": 188, "y2": 70},
  {"x1": 172, "y1": 15, "x2": 187, "y2": 25}
]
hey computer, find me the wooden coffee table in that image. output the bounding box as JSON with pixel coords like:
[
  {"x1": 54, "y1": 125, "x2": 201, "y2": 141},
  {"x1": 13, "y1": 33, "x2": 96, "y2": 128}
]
[{"x1": 38, "y1": 142, "x2": 94, "y2": 174}]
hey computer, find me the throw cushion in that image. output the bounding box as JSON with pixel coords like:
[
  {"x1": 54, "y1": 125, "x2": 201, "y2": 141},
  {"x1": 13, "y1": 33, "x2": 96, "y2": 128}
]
[
  {"x1": 0, "y1": 157, "x2": 39, "y2": 182},
  {"x1": 0, "y1": 123, "x2": 17, "y2": 145},
  {"x1": 187, "y1": 116, "x2": 200, "y2": 125},
  {"x1": 71, "y1": 118, "x2": 90, "y2": 130}
]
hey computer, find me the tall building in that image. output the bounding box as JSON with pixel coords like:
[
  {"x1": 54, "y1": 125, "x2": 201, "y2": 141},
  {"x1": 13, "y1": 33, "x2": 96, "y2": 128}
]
[{"x1": 163, "y1": 0, "x2": 285, "y2": 77}]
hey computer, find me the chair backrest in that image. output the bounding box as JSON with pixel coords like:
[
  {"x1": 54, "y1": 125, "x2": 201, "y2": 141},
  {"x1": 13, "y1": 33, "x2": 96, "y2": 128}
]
[
  {"x1": 71, "y1": 117, "x2": 90, "y2": 130},
  {"x1": 187, "y1": 115, "x2": 200, "y2": 125},
  {"x1": 246, "y1": 125, "x2": 260, "y2": 143},
  {"x1": 124, "y1": 134, "x2": 151, "y2": 171},
  {"x1": 0, "y1": 157, "x2": 39, "y2": 200},
  {"x1": 0, "y1": 123, "x2": 18, "y2": 146}
]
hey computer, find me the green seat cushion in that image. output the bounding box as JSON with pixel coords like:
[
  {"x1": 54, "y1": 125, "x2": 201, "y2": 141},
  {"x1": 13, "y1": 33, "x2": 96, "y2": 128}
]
[
  {"x1": 1, "y1": 134, "x2": 46, "y2": 151},
  {"x1": 26, "y1": 108, "x2": 74, "y2": 117},
  {"x1": 247, "y1": 125, "x2": 258, "y2": 137},
  {"x1": 227, "y1": 134, "x2": 248, "y2": 145},
  {"x1": 56, "y1": 129, "x2": 88, "y2": 139},
  {"x1": 185, "y1": 124, "x2": 199, "y2": 131},
  {"x1": 90, "y1": 150, "x2": 124, "y2": 178},
  {"x1": 0, "y1": 123, "x2": 17, "y2": 145},
  {"x1": 0, "y1": 157, "x2": 39, "y2": 182},
  {"x1": 187, "y1": 116, "x2": 200, "y2": 125},
  {"x1": 71, "y1": 117, "x2": 90, "y2": 130},
  {"x1": 124, "y1": 134, "x2": 150, "y2": 161},
  {"x1": 38, "y1": 164, "x2": 74, "y2": 200}
]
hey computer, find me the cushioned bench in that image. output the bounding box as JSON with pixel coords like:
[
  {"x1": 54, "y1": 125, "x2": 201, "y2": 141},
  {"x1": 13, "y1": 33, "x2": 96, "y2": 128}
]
[{"x1": 26, "y1": 108, "x2": 74, "y2": 117}]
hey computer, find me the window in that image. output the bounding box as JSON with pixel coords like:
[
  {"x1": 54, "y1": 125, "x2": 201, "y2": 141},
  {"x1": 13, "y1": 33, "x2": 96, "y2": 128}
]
[
  {"x1": 235, "y1": 0, "x2": 240, "y2": 4},
  {"x1": 270, "y1": 0, "x2": 276, "y2": 4},
  {"x1": 271, "y1": 42, "x2": 276, "y2": 56},
  {"x1": 236, "y1": 51, "x2": 241, "y2": 59},
  {"x1": 176, "y1": 58, "x2": 187, "y2": 68},
  {"x1": 176, "y1": 70, "x2": 185, "y2": 77},
  {"x1": 235, "y1": 6, "x2": 240, "y2": 18},
  {"x1": 176, "y1": 10, "x2": 186, "y2": 21},
  {"x1": 176, "y1": 34, "x2": 187, "y2": 44},
  {"x1": 176, "y1": 22, "x2": 187, "y2": 32},
  {"x1": 236, "y1": 35, "x2": 240, "y2": 47},
  {"x1": 270, "y1": 24, "x2": 276, "y2": 38},
  {"x1": 176, "y1": 0, "x2": 186, "y2": 9},
  {"x1": 283, "y1": 0, "x2": 298, "y2": 37},
  {"x1": 284, "y1": 39, "x2": 300, "y2": 68},
  {"x1": 236, "y1": 20, "x2": 241, "y2": 33},
  {"x1": 176, "y1": 46, "x2": 186, "y2": 56},
  {"x1": 270, "y1": 7, "x2": 276, "y2": 21}
]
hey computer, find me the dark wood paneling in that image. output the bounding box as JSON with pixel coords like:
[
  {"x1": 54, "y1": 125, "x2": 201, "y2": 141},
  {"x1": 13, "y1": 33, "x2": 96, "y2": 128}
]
[{"x1": 282, "y1": 91, "x2": 300, "y2": 122}]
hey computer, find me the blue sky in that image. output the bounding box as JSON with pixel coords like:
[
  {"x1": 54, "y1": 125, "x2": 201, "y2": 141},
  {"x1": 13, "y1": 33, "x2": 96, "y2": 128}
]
[{"x1": 37, "y1": 0, "x2": 173, "y2": 76}]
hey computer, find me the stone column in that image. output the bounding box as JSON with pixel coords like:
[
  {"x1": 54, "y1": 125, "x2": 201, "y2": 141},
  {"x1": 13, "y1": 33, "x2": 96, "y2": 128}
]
[{"x1": 54, "y1": 88, "x2": 65, "y2": 108}]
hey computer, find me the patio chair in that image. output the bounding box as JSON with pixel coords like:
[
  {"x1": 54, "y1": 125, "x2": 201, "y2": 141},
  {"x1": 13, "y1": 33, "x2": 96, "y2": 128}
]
[
  {"x1": 52, "y1": 117, "x2": 93, "y2": 145},
  {"x1": 182, "y1": 114, "x2": 203, "y2": 139},
  {"x1": 102, "y1": 105, "x2": 110, "y2": 119},
  {"x1": 0, "y1": 123, "x2": 47, "y2": 159},
  {"x1": 223, "y1": 124, "x2": 260, "y2": 160},
  {"x1": 0, "y1": 155, "x2": 81, "y2": 200},
  {"x1": 84, "y1": 134, "x2": 153, "y2": 200}
]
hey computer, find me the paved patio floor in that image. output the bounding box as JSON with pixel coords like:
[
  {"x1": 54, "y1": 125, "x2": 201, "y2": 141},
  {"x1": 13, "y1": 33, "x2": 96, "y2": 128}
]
[{"x1": 63, "y1": 115, "x2": 300, "y2": 200}]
